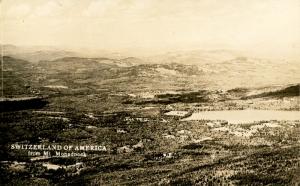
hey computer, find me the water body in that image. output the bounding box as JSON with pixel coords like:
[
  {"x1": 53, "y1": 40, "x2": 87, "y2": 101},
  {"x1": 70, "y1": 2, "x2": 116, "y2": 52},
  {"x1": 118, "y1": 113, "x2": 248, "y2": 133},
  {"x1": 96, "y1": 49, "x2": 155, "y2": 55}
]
[
  {"x1": 165, "y1": 111, "x2": 188, "y2": 117},
  {"x1": 181, "y1": 110, "x2": 300, "y2": 124}
]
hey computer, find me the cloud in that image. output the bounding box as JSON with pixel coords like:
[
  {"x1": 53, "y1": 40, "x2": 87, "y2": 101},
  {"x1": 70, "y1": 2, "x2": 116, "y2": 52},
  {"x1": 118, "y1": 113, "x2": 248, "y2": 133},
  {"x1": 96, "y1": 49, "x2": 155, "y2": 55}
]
[
  {"x1": 5, "y1": 3, "x2": 32, "y2": 17},
  {"x1": 2, "y1": 0, "x2": 65, "y2": 18},
  {"x1": 31, "y1": 1, "x2": 63, "y2": 17},
  {"x1": 83, "y1": 0, "x2": 122, "y2": 17}
]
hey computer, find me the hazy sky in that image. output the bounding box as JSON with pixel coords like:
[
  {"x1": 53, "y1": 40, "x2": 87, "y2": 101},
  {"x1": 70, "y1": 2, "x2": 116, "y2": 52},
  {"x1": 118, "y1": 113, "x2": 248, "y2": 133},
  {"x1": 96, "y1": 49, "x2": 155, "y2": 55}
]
[{"x1": 1, "y1": 0, "x2": 299, "y2": 58}]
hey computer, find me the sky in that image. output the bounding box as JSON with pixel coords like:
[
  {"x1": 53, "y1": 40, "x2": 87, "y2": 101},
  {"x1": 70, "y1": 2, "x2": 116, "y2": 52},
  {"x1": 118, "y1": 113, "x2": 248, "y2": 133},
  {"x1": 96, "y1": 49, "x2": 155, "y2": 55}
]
[{"x1": 0, "y1": 0, "x2": 299, "y2": 59}]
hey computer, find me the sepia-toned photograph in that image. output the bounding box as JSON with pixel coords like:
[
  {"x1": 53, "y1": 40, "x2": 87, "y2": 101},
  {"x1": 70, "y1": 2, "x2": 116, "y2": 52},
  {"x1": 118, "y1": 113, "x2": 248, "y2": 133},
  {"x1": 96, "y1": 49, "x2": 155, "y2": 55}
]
[{"x1": 0, "y1": 0, "x2": 299, "y2": 185}]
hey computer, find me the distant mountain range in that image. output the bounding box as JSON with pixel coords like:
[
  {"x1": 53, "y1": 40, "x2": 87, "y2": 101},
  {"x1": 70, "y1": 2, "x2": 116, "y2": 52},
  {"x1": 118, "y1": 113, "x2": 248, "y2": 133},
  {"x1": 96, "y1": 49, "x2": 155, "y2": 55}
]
[
  {"x1": 1, "y1": 44, "x2": 78, "y2": 62},
  {"x1": 1, "y1": 45, "x2": 299, "y2": 97},
  {"x1": 146, "y1": 49, "x2": 244, "y2": 64}
]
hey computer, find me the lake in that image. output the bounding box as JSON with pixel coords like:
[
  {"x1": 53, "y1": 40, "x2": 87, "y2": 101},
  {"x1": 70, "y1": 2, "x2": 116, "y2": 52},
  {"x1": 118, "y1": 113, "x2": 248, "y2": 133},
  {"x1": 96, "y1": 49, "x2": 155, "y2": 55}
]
[{"x1": 181, "y1": 109, "x2": 300, "y2": 124}]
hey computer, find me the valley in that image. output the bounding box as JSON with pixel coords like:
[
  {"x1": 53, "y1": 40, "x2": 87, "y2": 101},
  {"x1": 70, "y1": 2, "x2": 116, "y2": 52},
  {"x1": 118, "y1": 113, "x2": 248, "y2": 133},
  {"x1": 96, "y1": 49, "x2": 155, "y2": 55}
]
[{"x1": 0, "y1": 48, "x2": 300, "y2": 185}]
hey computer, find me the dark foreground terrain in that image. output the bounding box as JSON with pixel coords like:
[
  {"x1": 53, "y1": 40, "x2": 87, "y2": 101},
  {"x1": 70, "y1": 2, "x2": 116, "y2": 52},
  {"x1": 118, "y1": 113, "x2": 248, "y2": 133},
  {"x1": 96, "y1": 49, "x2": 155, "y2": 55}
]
[{"x1": 0, "y1": 52, "x2": 300, "y2": 185}]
